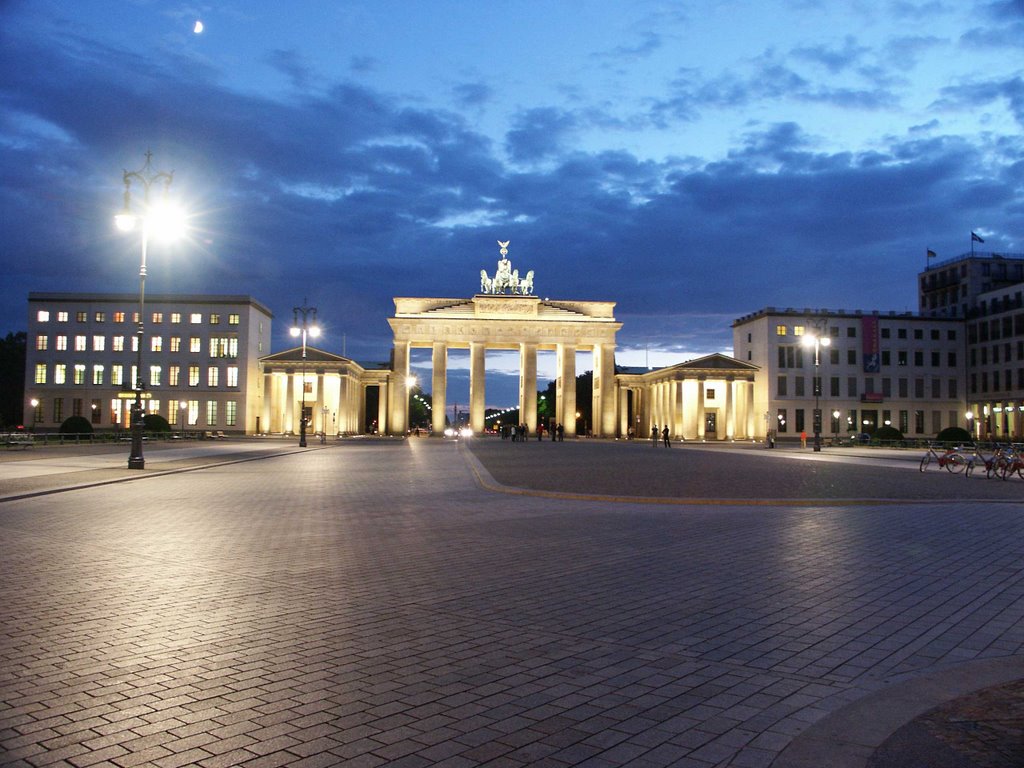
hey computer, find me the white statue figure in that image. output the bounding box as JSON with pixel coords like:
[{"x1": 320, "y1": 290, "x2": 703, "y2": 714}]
[
  {"x1": 519, "y1": 270, "x2": 534, "y2": 295},
  {"x1": 480, "y1": 270, "x2": 492, "y2": 294},
  {"x1": 509, "y1": 269, "x2": 520, "y2": 294},
  {"x1": 493, "y1": 254, "x2": 512, "y2": 293}
]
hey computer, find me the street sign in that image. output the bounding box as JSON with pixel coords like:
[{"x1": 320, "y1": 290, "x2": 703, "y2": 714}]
[{"x1": 117, "y1": 392, "x2": 153, "y2": 399}]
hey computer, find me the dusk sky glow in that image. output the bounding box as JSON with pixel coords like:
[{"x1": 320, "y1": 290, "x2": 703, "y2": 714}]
[{"x1": 2, "y1": 1, "x2": 1022, "y2": 406}]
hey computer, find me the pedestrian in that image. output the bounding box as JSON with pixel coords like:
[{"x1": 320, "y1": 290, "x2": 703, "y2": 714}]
[
  {"x1": 651, "y1": 424, "x2": 658, "y2": 446},
  {"x1": 662, "y1": 425, "x2": 670, "y2": 448},
  {"x1": 800, "y1": 430, "x2": 807, "y2": 448},
  {"x1": 537, "y1": 423, "x2": 544, "y2": 441},
  {"x1": 557, "y1": 423, "x2": 564, "y2": 441}
]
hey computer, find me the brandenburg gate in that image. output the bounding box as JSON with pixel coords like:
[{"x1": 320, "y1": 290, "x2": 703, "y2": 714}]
[{"x1": 387, "y1": 242, "x2": 622, "y2": 437}]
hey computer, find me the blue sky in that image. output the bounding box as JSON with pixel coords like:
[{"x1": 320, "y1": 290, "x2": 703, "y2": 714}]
[{"x1": 2, "y1": 0, "x2": 1022, "y2": 407}]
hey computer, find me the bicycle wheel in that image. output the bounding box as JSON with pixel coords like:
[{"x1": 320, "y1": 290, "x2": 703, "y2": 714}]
[
  {"x1": 946, "y1": 453, "x2": 967, "y2": 473},
  {"x1": 919, "y1": 453, "x2": 932, "y2": 472}
]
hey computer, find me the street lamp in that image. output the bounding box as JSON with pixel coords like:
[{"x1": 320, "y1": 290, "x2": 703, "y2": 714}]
[
  {"x1": 179, "y1": 400, "x2": 188, "y2": 439},
  {"x1": 290, "y1": 302, "x2": 320, "y2": 447},
  {"x1": 832, "y1": 409, "x2": 841, "y2": 442},
  {"x1": 801, "y1": 331, "x2": 831, "y2": 452},
  {"x1": 966, "y1": 410, "x2": 975, "y2": 440},
  {"x1": 115, "y1": 151, "x2": 183, "y2": 469},
  {"x1": 30, "y1": 398, "x2": 39, "y2": 431}
]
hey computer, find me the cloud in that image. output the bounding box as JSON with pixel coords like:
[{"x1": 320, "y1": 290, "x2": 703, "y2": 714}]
[{"x1": 503, "y1": 107, "x2": 579, "y2": 163}]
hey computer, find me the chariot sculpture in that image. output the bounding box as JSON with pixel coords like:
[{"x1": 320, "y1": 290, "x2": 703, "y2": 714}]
[{"x1": 479, "y1": 240, "x2": 535, "y2": 295}]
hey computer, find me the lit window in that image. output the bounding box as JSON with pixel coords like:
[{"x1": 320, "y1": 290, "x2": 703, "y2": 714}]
[
  {"x1": 132, "y1": 312, "x2": 140, "y2": 323},
  {"x1": 76, "y1": 311, "x2": 87, "y2": 322},
  {"x1": 37, "y1": 310, "x2": 50, "y2": 322},
  {"x1": 226, "y1": 400, "x2": 237, "y2": 426},
  {"x1": 187, "y1": 400, "x2": 198, "y2": 425},
  {"x1": 110, "y1": 399, "x2": 121, "y2": 424},
  {"x1": 190, "y1": 313, "x2": 202, "y2": 324},
  {"x1": 208, "y1": 367, "x2": 219, "y2": 387},
  {"x1": 151, "y1": 336, "x2": 163, "y2": 352},
  {"x1": 169, "y1": 365, "x2": 180, "y2": 386},
  {"x1": 92, "y1": 365, "x2": 104, "y2": 385},
  {"x1": 150, "y1": 366, "x2": 162, "y2": 386},
  {"x1": 794, "y1": 326, "x2": 805, "y2": 336},
  {"x1": 206, "y1": 400, "x2": 217, "y2": 425},
  {"x1": 228, "y1": 338, "x2": 238, "y2": 358},
  {"x1": 188, "y1": 365, "x2": 200, "y2": 386},
  {"x1": 190, "y1": 337, "x2": 201, "y2": 353},
  {"x1": 35, "y1": 335, "x2": 47, "y2": 351},
  {"x1": 210, "y1": 313, "x2": 220, "y2": 325},
  {"x1": 34, "y1": 363, "x2": 47, "y2": 384},
  {"x1": 776, "y1": 325, "x2": 787, "y2": 336},
  {"x1": 54, "y1": 364, "x2": 66, "y2": 384},
  {"x1": 171, "y1": 313, "x2": 181, "y2": 324},
  {"x1": 94, "y1": 312, "x2": 105, "y2": 322},
  {"x1": 152, "y1": 312, "x2": 163, "y2": 323},
  {"x1": 226, "y1": 366, "x2": 238, "y2": 387},
  {"x1": 57, "y1": 311, "x2": 68, "y2": 322},
  {"x1": 170, "y1": 336, "x2": 181, "y2": 352},
  {"x1": 91, "y1": 399, "x2": 102, "y2": 424},
  {"x1": 113, "y1": 312, "x2": 125, "y2": 323},
  {"x1": 131, "y1": 336, "x2": 139, "y2": 352},
  {"x1": 75, "y1": 335, "x2": 87, "y2": 351},
  {"x1": 73, "y1": 364, "x2": 86, "y2": 385},
  {"x1": 92, "y1": 335, "x2": 105, "y2": 351},
  {"x1": 56, "y1": 335, "x2": 67, "y2": 351},
  {"x1": 228, "y1": 314, "x2": 240, "y2": 325},
  {"x1": 111, "y1": 365, "x2": 124, "y2": 386},
  {"x1": 113, "y1": 336, "x2": 125, "y2": 352}
]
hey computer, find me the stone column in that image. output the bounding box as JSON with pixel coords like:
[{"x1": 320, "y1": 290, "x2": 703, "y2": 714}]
[
  {"x1": 725, "y1": 377, "x2": 734, "y2": 440},
  {"x1": 431, "y1": 342, "x2": 447, "y2": 435},
  {"x1": 284, "y1": 369, "x2": 295, "y2": 434},
  {"x1": 377, "y1": 382, "x2": 388, "y2": 434},
  {"x1": 594, "y1": 342, "x2": 616, "y2": 437},
  {"x1": 469, "y1": 341, "x2": 486, "y2": 434},
  {"x1": 556, "y1": 343, "x2": 576, "y2": 436},
  {"x1": 315, "y1": 372, "x2": 325, "y2": 434},
  {"x1": 520, "y1": 342, "x2": 538, "y2": 433},
  {"x1": 618, "y1": 386, "x2": 630, "y2": 437},
  {"x1": 696, "y1": 379, "x2": 706, "y2": 439},
  {"x1": 389, "y1": 341, "x2": 409, "y2": 435},
  {"x1": 261, "y1": 370, "x2": 272, "y2": 434}
]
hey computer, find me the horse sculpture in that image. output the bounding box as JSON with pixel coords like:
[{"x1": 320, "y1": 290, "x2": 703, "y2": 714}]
[
  {"x1": 518, "y1": 270, "x2": 534, "y2": 295},
  {"x1": 480, "y1": 270, "x2": 492, "y2": 294}
]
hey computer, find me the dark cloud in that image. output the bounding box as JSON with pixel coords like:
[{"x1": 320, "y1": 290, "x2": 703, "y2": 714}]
[
  {"x1": 452, "y1": 82, "x2": 492, "y2": 108},
  {"x1": 503, "y1": 107, "x2": 578, "y2": 163},
  {"x1": 264, "y1": 49, "x2": 312, "y2": 91},
  {"x1": 791, "y1": 35, "x2": 869, "y2": 73}
]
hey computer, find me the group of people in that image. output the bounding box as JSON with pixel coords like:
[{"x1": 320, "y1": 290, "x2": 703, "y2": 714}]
[
  {"x1": 500, "y1": 422, "x2": 565, "y2": 441},
  {"x1": 650, "y1": 424, "x2": 671, "y2": 447}
]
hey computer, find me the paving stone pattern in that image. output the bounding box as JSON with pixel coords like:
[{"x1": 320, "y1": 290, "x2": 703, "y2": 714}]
[{"x1": 2, "y1": 440, "x2": 1024, "y2": 767}]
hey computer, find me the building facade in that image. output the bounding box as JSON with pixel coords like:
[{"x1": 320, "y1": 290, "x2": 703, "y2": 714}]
[
  {"x1": 732, "y1": 308, "x2": 966, "y2": 439},
  {"x1": 24, "y1": 293, "x2": 272, "y2": 434}
]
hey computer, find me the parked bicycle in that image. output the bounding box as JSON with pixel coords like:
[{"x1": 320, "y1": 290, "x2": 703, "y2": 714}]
[{"x1": 919, "y1": 443, "x2": 968, "y2": 473}]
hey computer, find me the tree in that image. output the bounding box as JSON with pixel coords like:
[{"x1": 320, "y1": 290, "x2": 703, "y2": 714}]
[
  {"x1": 60, "y1": 416, "x2": 93, "y2": 434},
  {"x1": 0, "y1": 331, "x2": 26, "y2": 429},
  {"x1": 143, "y1": 414, "x2": 172, "y2": 433}
]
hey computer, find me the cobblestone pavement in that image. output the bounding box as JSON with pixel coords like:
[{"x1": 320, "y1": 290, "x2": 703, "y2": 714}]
[{"x1": 1, "y1": 438, "x2": 1023, "y2": 767}]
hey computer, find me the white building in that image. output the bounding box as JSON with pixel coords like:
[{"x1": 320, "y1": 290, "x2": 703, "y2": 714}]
[
  {"x1": 733, "y1": 307, "x2": 966, "y2": 440},
  {"x1": 24, "y1": 293, "x2": 272, "y2": 434}
]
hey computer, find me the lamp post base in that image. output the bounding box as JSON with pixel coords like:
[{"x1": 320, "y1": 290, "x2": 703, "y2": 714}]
[{"x1": 128, "y1": 402, "x2": 145, "y2": 469}]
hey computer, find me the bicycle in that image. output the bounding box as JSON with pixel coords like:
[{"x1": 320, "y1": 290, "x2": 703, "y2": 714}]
[{"x1": 919, "y1": 443, "x2": 967, "y2": 473}]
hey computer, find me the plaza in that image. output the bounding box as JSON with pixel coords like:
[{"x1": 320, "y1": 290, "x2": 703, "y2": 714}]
[{"x1": 1, "y1": 438, "x2": 1023, "y2": 767}]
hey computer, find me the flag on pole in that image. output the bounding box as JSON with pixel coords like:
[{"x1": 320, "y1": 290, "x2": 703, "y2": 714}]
[
  {"x1": 971, "y1": 231, "x2": 985, "y2": 243},
  {"x1": 926, "y1": 248, "x2": 937, "y2": 258}
]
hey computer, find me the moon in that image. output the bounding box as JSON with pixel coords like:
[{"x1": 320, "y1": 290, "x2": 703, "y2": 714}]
[{"x1": 193, "y1": 20, "x2": 204, "y2": 34}]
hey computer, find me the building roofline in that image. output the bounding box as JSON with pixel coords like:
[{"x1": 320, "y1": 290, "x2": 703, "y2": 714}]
[
  {"x1": 27, "y1": 292, "x2": 274, "y2": 317},
  {"x1": 732, "y1": 306, "x2": 959, "y2": 327}
]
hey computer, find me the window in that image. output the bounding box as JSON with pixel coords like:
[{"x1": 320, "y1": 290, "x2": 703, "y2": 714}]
[
  {"x1": 226, "y1": 400, "x2": 237, "y2": 426},
  {"x1": 931, "y1": 351, "x2": 940, "y2": 367},
  {"x1": 777, "y1": 376, "x2": 787, "y2": 396},
  {"x1": 170, "y1": 336, "x2": 181, "y2": 352},
  {"x1": 228, "y1": 314, "x2": 240, "y2": 325},
  {"x1": 776, "y1": 408, "x2": 788, "y2": 433},
  {"x1": 131, "y1": 336, "x2": 139, "y2": 352},
  {"x1": 948, "y1": 352, "x2": 957, "y2": 367},
  {"x1": 914, "y1": 329, "x2": 923, "y2": 340},
  {"x1": 34, "y1": 363, "x2": 47, "y2": 384},
  {"x1": 208, "y1": 367, "x2": 219, "y2": 387},
  {"x1": 35, "y1": 334, "x2": 48, "y2": 351},
  {"x1": 847, "y1": 350, "x2": 856, "y2": 365},
  {"x1": 73, "y1": 364, "x2": 86, "y2": 385},
  {"x1": 190, "y1": 337, "x2": 201, "y2": 353},
  {"x1": 914, "y1": 351, "x2": 923, "y2": 366},
  {"x1": 793, "y1": 325, "x2": 805, "y2": 336},
  {"x1": 170, "y1": 312, "x2": 181, "y2": 324},
  {"x1": 152, "y1": 312, "x2": 163, "y2": 323},
  {"x1": 57, "y1": 311, "x2": 68, "y2": 322},
  {"x1": 847, "y1": 377, "x2": 858, "y2": 397},
  {"x1": 949, "y1": 379, "x2": 958, "y2": 399},
  {"x1": 930, "y1": 329, "x2": 940, "y2": 340},
  {"x1": 776, "y1": 325, "x2": 787, "y2": 336},
  {"x1": 206, "y1": 400, "x2": 218, "y2": 425},
  {"x1": 190, "y1": 313, "x2": 202, "y2": 324},
  {"x1": 75, "y1": 335, "x2": 87, "y2": 351},
  {"x1": 947, "y1": 329, "x2": 957, "y2": 341},
  {"x1": 113, "y1": 335, "x2": 125, "y2": 352},
  {"x1": 169, "y1": 365, "x2": 180, "y2": 386},
  {"x1": 795, "y1": 409, "x2": 805, "y2": 432},
  {"x1": 795, "y1": 377, "x2": 805, "y2": 397},
  {"x1": 881, "y1": 328, "x2": 890, "y2": 338},
  {"x1": 898, "y1": 328, "x2": 907, "y2": 339},
  {"x1": 56, "y1": 335, "x2": 68, "y2": 351},
  {"x1": 111, "y1": 365, "x2": 124, "y2": 387},
  {"x1": 829, "y1": 348, "x2": 839, "y2": 365},
  {"x1": 150, "y1": 366, "x2": 162, "y2": 386},
  {"x1": 882, "y1": 378, "x2": 892, "y2": 397},
  {"x1": 210, "y1": 313, "x2": 220, "y2": 325},
  {"x1": 113, "y1": 311, "x2": 125, "y2": 323},
  {"x1": 931, "y1": 378, "x2": 941, "y2": 398},
  {"x1": 76, "y1": 311, "x2": 87, "y2": 322},
  {"x1": 92, "y1": 365, "x2": 104, "y2": 385},
  {"x1": 93, "y1": 335, "x2": 105, "y2": 351},
  {"x1": 226, "y1": 366, "x2": 238, "y2": 387},
  {"x1": 188, "y1": 365, "x2": 200, "y2": 386},
  {"x1": 881, "y1": 350, "x2": 890, "y2": 366},
  {"x1": 94, "y1": 312, "x2": 105, "y2": 323},
  {"x1": 187, "y1": 400, "x2": 199, "y2": 425},
  {"x1": 847, "y1": 327, "x2": 856, "y2": 338},
  {"x1": 915, "y1": 378, "x2": 925, "y2": 398},
  {"x1": 914, "y1": 410, "x2": 925, "y2": 434},
  {"x1": 53, "y1": 398, "x2": 63, "y2": 422},
  {"x1": 54, "y1": 364, "x2": 66, "y2": 384},
  {"x1": 151, "y1": 336, "x2": 163, "y2": 352},
  {"x1": 830, "y1": 377, "x2": 840, "y2": 397},
  {"x1": 37, "y1": 310, "x2": 50, "y2": 322},
  {"x1": 897, "y1": 351, "x2": 907, "y2": 366}
]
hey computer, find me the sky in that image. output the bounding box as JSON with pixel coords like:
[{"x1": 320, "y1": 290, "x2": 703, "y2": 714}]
[{"x1": 2, "y1": 0, "x2": 1022, "y2": 408}]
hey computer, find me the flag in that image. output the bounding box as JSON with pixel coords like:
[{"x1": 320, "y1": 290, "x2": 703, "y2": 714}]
[
  {"x1": 926, "y1": 248, "x2": 937, "y2": 258},
  {"x1": 972, "y1": 231, "x2": 985, "y2": 243}
]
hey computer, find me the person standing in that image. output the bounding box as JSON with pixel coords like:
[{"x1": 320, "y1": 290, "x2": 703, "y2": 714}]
[
  {"x1": 662, "y1": 425, "x2": 671, "y2": 448},
  {"x1": 557, "y1": 423, "x2": 564, "y2": 441},
  {"x1": 651, "y1": 424, "x2": 659, "y2": 446}
]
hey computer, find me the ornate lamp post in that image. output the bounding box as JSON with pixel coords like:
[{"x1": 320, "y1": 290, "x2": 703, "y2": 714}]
[
  {"x1": 290, "y1": 302, "x2": 320, "y2": 447},
  {"x1": 115, "y1": 151, "x2": 181, "y2": 469},
  {"x1": 179, "y1": 400, "x2": 188, "y2": 439},
  {"x1": 801, "y1": 328, "x2": 831, "y2": 452}
]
